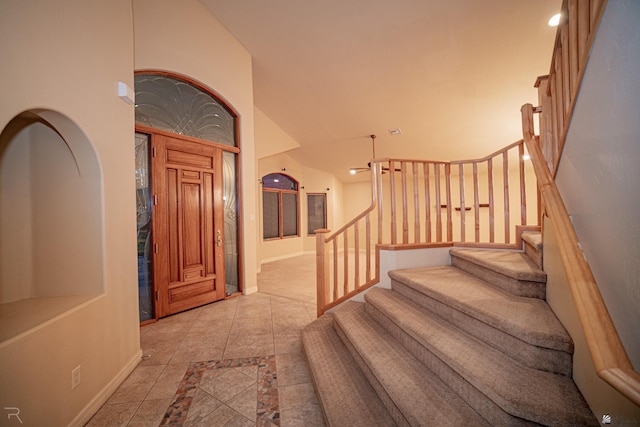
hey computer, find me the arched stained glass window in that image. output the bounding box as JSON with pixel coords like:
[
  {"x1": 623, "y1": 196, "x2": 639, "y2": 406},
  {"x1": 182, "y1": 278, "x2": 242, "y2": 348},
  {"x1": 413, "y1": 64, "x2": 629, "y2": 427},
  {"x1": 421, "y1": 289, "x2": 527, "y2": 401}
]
[
  {"x1": 134, "y1": 72, "x2": 241, "y2": 317},
  {"x1": 134, "y1": 74, "x2": 236, "y2": 146}
]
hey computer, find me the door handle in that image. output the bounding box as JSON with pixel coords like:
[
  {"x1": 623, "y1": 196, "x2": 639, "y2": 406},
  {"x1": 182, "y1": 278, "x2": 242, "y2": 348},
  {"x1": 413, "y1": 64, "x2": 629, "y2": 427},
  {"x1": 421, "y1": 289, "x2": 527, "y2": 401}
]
[{"x1": 216, "y1": 229, "x2": 222, "y2": 247}]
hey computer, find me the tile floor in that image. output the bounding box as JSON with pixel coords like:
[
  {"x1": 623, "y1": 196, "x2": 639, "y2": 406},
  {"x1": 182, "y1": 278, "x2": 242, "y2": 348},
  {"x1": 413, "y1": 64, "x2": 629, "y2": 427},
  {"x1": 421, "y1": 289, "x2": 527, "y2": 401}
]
[{"x1": 87, "y1": 254, "x2": 325, "y2": 426}]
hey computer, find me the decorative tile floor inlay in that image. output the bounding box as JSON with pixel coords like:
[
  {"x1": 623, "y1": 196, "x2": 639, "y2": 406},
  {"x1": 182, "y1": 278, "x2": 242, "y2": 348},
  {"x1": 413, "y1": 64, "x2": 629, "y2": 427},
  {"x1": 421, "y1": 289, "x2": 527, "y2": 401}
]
[{"x1": 161, "y1": 355, "x2": 279, "y2": 426}]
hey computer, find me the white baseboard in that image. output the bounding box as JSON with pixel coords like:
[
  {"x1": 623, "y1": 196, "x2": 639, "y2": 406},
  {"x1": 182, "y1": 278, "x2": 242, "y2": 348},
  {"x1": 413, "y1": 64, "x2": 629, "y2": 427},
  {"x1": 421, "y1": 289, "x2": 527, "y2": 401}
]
[
  {"x1": 69, "y1": 349, "x2": 143, "y2": 427},
  {"x1": 244, "y1": 285, "x2": 259, "y2": 295}
]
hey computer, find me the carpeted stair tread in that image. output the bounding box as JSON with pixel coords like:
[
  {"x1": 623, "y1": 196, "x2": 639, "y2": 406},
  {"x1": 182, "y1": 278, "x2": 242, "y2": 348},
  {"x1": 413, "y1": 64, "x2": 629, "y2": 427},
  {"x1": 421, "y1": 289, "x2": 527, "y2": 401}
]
[
  {"x1": 450, "y1": 249, "x2": 547, "y2": 298},
  {"x1": 333, "y1": 302, "x2": 490, "y2": 427},
  {"x1": 301, "y1": 315, "x2": 396, "y2": 427},
  {"x1": 365, "y1": 288, "x2": 598, "y2": 426},
  {"x1": 388, "y1": 265, "x2": 572, "y2": 353},
  {"x1": 522, "y1": 231, "x2": 543, "y2": 251},
  {"x1": 450, "y1": 248, "x2": 546, "y2": 282}
]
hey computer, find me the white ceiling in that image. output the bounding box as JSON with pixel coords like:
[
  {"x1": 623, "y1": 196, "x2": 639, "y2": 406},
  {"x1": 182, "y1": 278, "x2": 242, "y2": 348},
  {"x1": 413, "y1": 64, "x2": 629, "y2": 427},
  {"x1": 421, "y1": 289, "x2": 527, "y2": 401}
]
[{"x1": 200, "y1": 0, "x2": 561, "y2": 182}]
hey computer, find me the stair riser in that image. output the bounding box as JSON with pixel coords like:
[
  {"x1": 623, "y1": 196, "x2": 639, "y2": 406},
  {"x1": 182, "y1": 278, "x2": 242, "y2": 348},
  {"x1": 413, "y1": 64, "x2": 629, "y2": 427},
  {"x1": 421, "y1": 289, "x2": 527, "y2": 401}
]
[
  {"x1": 364, "y1": 303, "x2": 534, "y2": 426},
  {"x1": 524, "y1": 241, "x2": 543, "y2": 270},
  {"x1": 451, "y1": 256, "x2": 546, "y2": 299},
  {"x1": 391, "y1": 279, "x2": 573, "y2": 376},
  {"x1": 301, "y1": 316, "x2": 398, "y2": 427}
]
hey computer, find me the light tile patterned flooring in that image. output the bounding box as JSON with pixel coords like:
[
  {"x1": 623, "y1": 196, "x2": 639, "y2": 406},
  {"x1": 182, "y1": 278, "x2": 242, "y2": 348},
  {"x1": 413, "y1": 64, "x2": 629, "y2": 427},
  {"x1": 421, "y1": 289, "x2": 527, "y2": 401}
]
[{"x1": 87, "y1": 254, "x2": 325, "y2": 426}]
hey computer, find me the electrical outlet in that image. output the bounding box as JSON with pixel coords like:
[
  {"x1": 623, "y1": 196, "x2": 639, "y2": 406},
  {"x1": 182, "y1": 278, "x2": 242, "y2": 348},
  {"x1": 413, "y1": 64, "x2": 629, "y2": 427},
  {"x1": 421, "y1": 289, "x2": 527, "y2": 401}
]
[{"x1": 71, "y1": 365, "x2": 81, "y2": 390}]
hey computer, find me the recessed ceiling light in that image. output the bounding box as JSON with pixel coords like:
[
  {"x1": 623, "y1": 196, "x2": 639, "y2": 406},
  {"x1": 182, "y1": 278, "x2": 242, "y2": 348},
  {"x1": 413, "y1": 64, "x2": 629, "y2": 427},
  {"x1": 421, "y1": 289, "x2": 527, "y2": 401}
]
[
  {"x1": 548, "y1": 13, "x2": 561, "y2": 27},
  {"x1": 388, "y1": 128, "x2": 402, "y2": 136}
]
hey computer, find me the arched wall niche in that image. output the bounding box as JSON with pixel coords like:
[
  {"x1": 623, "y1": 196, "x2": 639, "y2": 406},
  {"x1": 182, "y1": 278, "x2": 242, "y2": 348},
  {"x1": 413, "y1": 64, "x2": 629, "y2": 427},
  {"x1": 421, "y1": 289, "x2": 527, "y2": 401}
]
[{"x1": 0, "y1": 109, "x2": 104, "y2": 335}]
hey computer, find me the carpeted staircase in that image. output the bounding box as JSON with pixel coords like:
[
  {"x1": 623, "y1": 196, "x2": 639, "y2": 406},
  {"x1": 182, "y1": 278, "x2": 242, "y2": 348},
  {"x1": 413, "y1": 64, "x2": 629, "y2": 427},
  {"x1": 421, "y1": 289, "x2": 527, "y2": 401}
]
[{"x1": 302, "y1": 233, "x2": 598, "y2": 426}]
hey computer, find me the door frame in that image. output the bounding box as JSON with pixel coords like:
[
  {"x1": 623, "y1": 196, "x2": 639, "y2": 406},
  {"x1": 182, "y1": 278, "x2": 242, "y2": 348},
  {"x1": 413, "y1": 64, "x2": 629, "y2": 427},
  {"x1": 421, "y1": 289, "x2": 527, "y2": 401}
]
[{"x1": 136, "y1": 125, "x2": 243, "y2": 321}]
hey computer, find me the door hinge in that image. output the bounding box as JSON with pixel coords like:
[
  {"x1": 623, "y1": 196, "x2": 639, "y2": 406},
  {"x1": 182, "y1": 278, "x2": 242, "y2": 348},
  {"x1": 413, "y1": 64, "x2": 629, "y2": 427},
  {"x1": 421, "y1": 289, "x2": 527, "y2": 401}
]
[
  {"x1": 155, "y1": 290, "x2": 159, "y2": 301},
  {"x1": 152, "y1": 146, "x2": 156, "y2": 157},
  {"x1": 153, "y1": 194, "x2": 157, "y2": 205},
  {"x1": 154, "y1": 243, "x2": 158, "y2": 254}
]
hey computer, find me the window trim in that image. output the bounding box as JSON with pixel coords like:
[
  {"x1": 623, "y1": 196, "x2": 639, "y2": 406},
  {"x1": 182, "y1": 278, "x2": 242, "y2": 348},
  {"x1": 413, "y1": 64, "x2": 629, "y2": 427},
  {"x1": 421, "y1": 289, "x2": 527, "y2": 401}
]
[
  {"x1": 261, "y1": 174, "x2": 300, "y2": 240},
  {"x1": 307, "y1": 192, "x2": 327, "y2": 235}
]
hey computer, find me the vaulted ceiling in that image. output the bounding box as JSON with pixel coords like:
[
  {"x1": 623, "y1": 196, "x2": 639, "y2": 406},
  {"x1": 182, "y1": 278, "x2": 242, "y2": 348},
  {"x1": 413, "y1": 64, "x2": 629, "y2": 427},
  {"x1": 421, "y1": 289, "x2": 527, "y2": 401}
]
[{"x1": 201, "y1": 0, "x2": 561, "y2": 181}]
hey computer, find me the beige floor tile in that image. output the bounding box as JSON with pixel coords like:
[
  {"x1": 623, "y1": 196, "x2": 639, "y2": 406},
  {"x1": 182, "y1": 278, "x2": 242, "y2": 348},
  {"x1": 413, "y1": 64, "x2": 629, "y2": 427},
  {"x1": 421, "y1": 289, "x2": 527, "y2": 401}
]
[
  {"x1": 146, "y1": 362, "x2": 190, "y2": 400},
  {"x1": 127, "y1": 398, "x2": 173, "y2": 427},
  {"x1": 235, "y1": 302, "x2": 272, "y2": 319},
  {"x1": 85, "y1": 402, "x2": 139, "y2": 426},
  {"x1": 280, "y1": 402, "x2": 325, "y2": 427},
  {"x1": 107, "y1": 365, "x2": 165, "y2": 404},
  {"x1": 184, "y1": 389, "x2": 224, "y2": 426},
  {"x1": 272, "y1": 314, "x2": 313, "y2": 334},
  {"x1": 223, "y1": 333, "x2": 275, "y2": 360},
  {"x1": 189, "y1": 317, "x2": 234, "y2": 336},
  {"x1": 97, "y1": 254, "x2": 325, "y2": 425},
  {"x1": 197, "y1": 299, "x2": 239, "y2": 320},
  {"x1": 230, "y1": 316, "x2": 273, "y2": 336},
  {"x1": 168, "y1": 344, "x2": 225, "y2": 364},
  {"x1": 275, "y1": 353, "x2": 312, "y2": 387},
  {"x1": 227, "y1": 385, "x2": 258, "y2": 420},
  {"x1": 278, "y1": 382, "x2": 320, "y2": 411},
  {"x1": 139, "y1": 338, "x2": 181, "y2": 366},
  {"x1": 199, "y1": 368, "x2": 256, "y2": 403},
  {"x1": 189, "y1": 405, "x2": 254, "y2": 427},
  {"x1": 274, "y1": 330, "x2": 303, "y2": 355}
]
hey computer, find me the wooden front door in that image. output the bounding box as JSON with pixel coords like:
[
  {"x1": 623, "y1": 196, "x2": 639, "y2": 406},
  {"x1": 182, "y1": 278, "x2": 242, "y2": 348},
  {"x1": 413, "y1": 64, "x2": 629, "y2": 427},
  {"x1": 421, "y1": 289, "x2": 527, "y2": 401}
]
[{"x1": 151, "y1": 133, "x2": 225, "y2": 317}]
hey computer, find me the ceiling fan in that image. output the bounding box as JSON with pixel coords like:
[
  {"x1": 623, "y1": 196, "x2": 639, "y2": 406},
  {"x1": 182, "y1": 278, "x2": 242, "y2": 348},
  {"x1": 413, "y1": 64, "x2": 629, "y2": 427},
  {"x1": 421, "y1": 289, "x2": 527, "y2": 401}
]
[{"x1": 349, "y1": 134, "x2": 379, "y2": 175}]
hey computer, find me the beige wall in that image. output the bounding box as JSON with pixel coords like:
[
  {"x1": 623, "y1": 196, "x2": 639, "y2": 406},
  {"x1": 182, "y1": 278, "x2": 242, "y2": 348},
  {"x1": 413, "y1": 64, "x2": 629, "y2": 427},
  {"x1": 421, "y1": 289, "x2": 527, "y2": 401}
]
[
  {"x1": 0, "y1": 1, "x2": 140, "y2": 425},
  {"x1": 0, "y1": 0, "x2": 260, "y2": 424},
  {"x1": 544, "y1": 217, "x2": 640, "y2": 423},
  {"x1": 257, "y1": 151, "x2": 344, "y2": 263},
  {"x1": 554, "y1": 0, "x2": 640, "y2": 372},
  {"x1": 255, "y1": 106, "x2": 345, "y2": 264},
  {"x1": 133, "y1": 0, "x2": 259, "y2": 294},
  {"x1": 544, "y1": 0, "x2": 640, "y2": 421}
]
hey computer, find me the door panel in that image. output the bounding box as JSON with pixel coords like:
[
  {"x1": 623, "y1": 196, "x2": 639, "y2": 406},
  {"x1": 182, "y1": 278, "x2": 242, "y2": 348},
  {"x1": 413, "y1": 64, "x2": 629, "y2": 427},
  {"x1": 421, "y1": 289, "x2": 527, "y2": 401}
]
[{"x1": 152, "y1": 134, "x2": 225, "y2": 317}]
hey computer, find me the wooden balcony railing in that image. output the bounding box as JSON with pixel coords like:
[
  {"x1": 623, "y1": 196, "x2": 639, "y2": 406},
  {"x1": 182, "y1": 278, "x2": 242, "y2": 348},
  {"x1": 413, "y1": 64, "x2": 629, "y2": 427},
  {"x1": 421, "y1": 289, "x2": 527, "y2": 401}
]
[{"x1": 315, "y1": 140, "x2": 539, "y2": 316}]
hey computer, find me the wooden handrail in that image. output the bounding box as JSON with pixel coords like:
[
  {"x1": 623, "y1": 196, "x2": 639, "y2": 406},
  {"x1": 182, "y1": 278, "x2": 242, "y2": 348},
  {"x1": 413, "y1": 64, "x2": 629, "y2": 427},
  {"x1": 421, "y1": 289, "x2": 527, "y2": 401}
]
[{"x1": 522, "y1": 103, "x2": 640, "y2": 407}]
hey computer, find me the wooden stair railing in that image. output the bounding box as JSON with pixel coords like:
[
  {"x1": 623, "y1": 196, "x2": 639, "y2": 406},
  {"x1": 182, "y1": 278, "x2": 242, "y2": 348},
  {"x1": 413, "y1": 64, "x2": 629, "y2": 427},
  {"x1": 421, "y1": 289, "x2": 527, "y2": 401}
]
[
  {"x1": 316, "y1": 141, "x2": 539, "y2": 317},
  {"x1": 535, "y1": 0, "x2": 608, "y2": 174},
  {"x1": 522, "y1": 104, "x2": 640, "y2": 407},
  {"x1": 519, "y1": 0, "x2": 640, "y2": 407}
]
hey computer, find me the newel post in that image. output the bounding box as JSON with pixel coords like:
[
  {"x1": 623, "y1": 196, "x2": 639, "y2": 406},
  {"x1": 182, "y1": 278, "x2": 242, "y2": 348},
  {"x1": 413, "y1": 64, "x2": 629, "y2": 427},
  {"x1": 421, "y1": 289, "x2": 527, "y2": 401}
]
[{"x1": 315, "y1": 229, "x2": 331, "y2": 317}]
